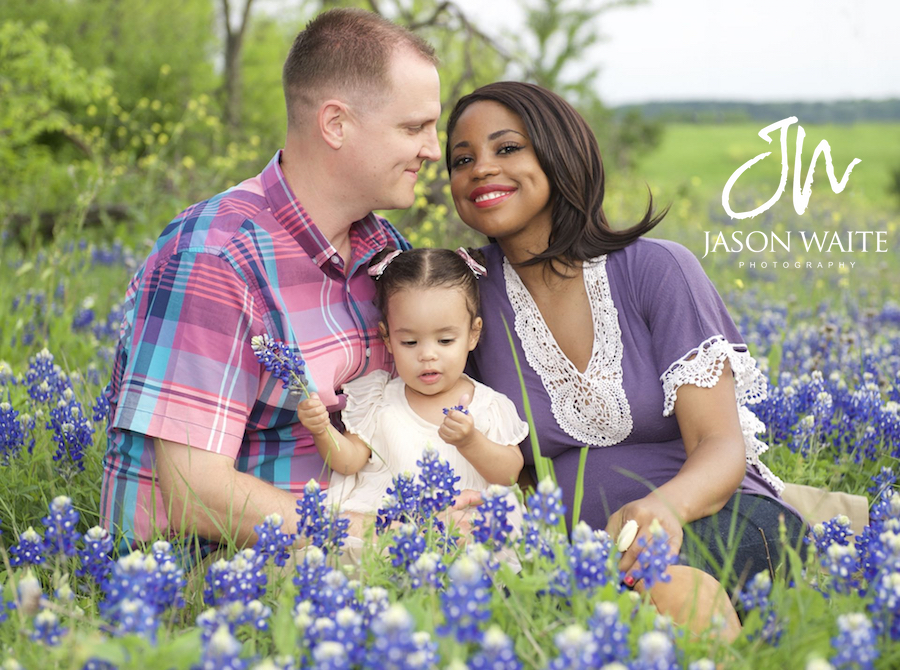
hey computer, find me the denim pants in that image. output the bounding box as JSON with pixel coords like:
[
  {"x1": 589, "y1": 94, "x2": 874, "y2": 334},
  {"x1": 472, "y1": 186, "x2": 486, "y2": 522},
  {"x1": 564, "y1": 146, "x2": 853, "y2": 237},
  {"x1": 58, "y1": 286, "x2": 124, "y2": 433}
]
[{"x1": 679, "y1": 493, "x2": 807, "y2": 597}]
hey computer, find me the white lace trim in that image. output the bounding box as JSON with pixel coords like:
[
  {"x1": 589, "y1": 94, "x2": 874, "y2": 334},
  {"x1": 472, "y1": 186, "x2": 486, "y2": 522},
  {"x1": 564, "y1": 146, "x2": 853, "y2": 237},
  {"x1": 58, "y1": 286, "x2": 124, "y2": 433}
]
[
  {"x1": 503, "y1": 256, "x2": 633, "y2": 447},
  {"x1": 660, "y1": 335, "x2": 784, "y2": 494}
]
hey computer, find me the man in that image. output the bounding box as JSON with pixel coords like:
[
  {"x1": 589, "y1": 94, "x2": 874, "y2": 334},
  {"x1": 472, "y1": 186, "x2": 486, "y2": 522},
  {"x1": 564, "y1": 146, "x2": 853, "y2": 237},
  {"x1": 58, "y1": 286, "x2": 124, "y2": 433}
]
[{"x1": 99, "y1": 8, "x2": 442, "y2": 556}]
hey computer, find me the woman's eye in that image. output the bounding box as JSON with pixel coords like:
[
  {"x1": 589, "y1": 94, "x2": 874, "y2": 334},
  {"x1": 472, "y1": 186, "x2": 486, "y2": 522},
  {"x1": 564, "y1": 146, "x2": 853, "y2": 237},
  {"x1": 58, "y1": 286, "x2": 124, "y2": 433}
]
[
  {"x1": 451, "y1": 156, "x2": 471, "y2": 169},
  {"x1": 498, "y1": 143, "x2": 522, "y2": 155}
]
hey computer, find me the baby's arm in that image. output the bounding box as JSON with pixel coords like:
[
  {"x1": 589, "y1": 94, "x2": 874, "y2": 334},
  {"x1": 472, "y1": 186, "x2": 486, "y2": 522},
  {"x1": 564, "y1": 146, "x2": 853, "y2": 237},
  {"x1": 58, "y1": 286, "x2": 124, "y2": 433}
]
[
  {"x1": 439, "y1": 407, "x2": 524, "y2": 486},
  {"x1": 297, "y1": 392, "x2": 371, "y2": 476}
]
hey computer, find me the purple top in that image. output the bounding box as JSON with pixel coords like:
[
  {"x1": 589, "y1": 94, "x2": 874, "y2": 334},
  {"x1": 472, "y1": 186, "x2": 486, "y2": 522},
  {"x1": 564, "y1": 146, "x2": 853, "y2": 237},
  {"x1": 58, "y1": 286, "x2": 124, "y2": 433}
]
[{"x1": 468, "y1": 238, "x2": 794, "y2": 531}]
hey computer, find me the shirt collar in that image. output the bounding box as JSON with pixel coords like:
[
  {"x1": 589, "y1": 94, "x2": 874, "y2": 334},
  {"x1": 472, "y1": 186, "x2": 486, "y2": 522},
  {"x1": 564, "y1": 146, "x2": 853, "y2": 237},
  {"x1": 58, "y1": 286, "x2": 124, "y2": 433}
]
[{"x1": 261, "y1": 150, "x2": 391, "y2": 270}]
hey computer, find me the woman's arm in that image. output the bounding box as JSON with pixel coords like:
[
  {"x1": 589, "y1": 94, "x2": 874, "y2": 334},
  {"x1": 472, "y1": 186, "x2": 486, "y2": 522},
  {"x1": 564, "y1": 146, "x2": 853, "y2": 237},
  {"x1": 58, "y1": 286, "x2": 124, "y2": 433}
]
[
  {"x1": 439, "y1": 408, "x2": 525, "y2": 486},
  {"x1": 297, "y1": 392, "x2": 372, "y2": 475},
  {"x1": 607, "y1": 359, "x2": 747, "y2": 573}
]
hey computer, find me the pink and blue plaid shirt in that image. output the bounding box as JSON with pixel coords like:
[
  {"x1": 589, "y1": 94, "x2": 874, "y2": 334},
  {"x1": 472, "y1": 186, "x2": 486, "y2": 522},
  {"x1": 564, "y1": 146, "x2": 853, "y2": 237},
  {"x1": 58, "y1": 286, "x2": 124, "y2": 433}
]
[{"x1": 100, "y1": 151, "x2": 408, "y2": 547}]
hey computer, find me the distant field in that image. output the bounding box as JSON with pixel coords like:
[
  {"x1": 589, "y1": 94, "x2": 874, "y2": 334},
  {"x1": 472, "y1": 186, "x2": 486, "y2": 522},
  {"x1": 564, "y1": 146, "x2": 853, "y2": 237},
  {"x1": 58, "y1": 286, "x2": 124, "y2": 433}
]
[{"x1": 625, "y1": 121, "x2": 900, "y2": 210}]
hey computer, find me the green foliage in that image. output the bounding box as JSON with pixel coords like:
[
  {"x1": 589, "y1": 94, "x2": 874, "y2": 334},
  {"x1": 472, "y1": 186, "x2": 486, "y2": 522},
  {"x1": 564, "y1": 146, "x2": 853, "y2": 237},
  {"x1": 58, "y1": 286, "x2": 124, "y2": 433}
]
[{"x1": 0, "y1": 21, "x2": 112, "y2": 226}]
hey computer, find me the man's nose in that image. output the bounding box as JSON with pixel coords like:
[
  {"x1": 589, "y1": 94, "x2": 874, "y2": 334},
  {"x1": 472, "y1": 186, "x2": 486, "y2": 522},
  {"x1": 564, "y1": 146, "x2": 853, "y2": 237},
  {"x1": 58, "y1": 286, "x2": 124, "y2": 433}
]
[{"x1": 420, "y1": 127, "x2": 441, "y2": 163}]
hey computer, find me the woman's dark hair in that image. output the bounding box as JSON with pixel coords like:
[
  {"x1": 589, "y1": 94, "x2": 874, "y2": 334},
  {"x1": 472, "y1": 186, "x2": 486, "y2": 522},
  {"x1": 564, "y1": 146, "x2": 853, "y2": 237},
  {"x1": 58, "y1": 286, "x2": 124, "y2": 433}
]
[
  {"x1": 446, "y1": 82, "x2": 668, "y2": 273},
  {"x1": 369, "y1": 247, "x2": 485, "y2": 326}
]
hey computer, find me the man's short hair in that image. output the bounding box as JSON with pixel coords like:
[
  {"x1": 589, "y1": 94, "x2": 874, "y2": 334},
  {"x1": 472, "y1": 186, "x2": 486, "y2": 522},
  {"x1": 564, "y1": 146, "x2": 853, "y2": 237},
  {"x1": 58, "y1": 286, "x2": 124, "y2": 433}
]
[{"x1": 282, "y1": 8, "x2": 437, "y2": 127}]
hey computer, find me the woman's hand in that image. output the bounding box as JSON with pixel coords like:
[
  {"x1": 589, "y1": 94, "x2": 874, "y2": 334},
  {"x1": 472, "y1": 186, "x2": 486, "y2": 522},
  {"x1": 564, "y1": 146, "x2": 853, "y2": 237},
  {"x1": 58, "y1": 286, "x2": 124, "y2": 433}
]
[{"x1": 606, "y1": 494, "x2": 684, "y2": 583}]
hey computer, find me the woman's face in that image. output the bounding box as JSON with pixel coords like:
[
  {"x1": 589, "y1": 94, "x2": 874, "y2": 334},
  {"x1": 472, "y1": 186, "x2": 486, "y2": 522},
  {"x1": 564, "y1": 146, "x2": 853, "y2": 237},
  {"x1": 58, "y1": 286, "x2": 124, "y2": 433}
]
[{"x1": 448, "y1": 101, "x2": 553, "y2": 254}]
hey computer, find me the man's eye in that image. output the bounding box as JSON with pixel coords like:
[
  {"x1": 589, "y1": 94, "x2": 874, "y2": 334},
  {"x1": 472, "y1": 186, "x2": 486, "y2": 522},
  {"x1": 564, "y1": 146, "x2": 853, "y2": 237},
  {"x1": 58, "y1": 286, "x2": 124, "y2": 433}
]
[{"x1": 408, "y1": 125, "x2": 424, "y2": 133}]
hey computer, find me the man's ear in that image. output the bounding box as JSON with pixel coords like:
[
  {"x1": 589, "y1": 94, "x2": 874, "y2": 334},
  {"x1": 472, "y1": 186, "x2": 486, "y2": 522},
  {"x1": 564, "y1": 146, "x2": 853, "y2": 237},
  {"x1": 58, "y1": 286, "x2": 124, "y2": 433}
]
[
  {"x1": 468, "y1": 317, "x2": 483, "y2": 351},
  {"x1": 379, "y1": 321, "x2": 392, "y2": 353},
  {"x1": 318, "y1": 100, "x2": 350, "y2": 149}
]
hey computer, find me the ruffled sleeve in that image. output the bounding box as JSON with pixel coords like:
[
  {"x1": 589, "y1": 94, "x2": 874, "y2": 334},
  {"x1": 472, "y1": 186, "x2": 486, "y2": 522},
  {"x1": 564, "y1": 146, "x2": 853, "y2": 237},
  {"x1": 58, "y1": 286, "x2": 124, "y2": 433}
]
[
  {"x1": 341, "y1": 369, "x2": 392, "y2": 445},
  {"x1": 630, "y1": 239, "x2": 784, "y2": 494},
  {"x1": 472, "y1": 382, "x2": 530, "y2": 447}
]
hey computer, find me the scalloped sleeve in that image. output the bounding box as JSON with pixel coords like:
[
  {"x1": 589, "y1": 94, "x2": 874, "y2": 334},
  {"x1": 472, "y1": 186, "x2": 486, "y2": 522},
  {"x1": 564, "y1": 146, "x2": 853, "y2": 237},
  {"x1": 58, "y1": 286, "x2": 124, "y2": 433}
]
[
  {"x1": 474, "y1": 384, "x2": 530, "y2": 447},
  {"x1": 633, "y1": 240, "x2": 784, "y2": 493},
  {"x1": 340, "y1": 369, "x2": 392, "y2": 445}
]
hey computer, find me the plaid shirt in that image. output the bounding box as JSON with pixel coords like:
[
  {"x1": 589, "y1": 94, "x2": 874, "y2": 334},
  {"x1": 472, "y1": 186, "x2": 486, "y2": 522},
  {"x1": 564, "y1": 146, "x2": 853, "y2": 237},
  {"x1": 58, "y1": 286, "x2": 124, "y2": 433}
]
[{"x1": 100, "y1": 151, "x2": 408, "y2": 546}]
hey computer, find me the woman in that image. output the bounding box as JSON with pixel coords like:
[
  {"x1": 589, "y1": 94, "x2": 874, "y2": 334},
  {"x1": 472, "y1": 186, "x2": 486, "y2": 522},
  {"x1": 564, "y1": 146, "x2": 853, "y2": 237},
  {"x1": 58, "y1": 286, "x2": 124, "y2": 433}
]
[{"x1": 446, "y1": 82, "x2": 805, "y2": 637}]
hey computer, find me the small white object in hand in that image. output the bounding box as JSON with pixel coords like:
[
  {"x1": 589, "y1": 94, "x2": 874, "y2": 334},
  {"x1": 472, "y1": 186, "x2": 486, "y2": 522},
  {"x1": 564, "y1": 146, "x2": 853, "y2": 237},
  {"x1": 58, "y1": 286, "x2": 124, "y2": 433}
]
[{"x1": 617, "y1": 519, "x2": 639, "y2": 553}]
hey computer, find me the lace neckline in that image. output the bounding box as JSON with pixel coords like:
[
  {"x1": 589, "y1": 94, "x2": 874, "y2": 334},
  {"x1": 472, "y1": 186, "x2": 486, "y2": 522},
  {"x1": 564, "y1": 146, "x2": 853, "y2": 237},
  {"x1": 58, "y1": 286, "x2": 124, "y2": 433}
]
[{"x1": 502, "y1": 256, "x2": 633, "y2": 446}]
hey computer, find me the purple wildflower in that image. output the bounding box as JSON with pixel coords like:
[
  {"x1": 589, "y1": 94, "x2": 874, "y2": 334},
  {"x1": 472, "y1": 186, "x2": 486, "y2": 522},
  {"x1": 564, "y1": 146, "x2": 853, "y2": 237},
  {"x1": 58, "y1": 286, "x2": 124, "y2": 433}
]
[
  {"x1": 630, "y1": 520, "x2": 677, "y2": 590},
  {"x1": 250, "y1": 334, "x2": 309, "y2": 396},
  {"x1": 41, "y1": 495, "x2": 81, "y2": 558},
  {"x1": 365, "y1": 604, "x2": 438, "y2": 670},
  {"x1": 831, "y1": 613, "x2": 879, "y2": 669},
  {"x1": 10, "y1": 527, "x2": 46, "y2": 567},
  {"x1": 417, "y1": 444, "x2": 461, "y2": 518},
  {"x1": 438, "y1": 556, "x2": 492, "y2": 643},
  {"x1": 588, "y1": 601, "x2": 631, "y2": 665},
  {"x1": 470, "y1": 625, "x2": 522, "y2": 670},
  {"x1": 472, "y1": 485, "x2": 515, "y2": 552},
  {"x1": 253, "y1": 513, "x2": 295, "y2": 567},
  {"x1": 31, "y1": 609, "x2": 67, "y2": 647},
  {"x1": 78, "y1": 526, "x2": 114, "y2": 585}
]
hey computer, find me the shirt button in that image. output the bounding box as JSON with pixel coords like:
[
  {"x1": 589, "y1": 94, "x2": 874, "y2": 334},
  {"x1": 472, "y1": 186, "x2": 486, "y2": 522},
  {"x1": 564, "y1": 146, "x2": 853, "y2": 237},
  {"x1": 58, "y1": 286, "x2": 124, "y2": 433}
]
[
  {"x1": 365, "y1": 347, "x2": 371, "y2": 357},
  {"x1": 330, "y1": 255, "x2": 340, "y2": 264}
]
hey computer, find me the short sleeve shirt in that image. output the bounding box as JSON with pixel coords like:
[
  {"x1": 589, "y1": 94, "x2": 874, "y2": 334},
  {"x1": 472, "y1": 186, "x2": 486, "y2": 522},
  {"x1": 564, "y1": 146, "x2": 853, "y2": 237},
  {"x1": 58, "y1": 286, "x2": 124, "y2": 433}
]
[
  {"x1": 100, "y1": 151, "x2": 409, "y2": 544},
  {"x1": 468, "y1": 238, "x2": 787, "y2": 531}
]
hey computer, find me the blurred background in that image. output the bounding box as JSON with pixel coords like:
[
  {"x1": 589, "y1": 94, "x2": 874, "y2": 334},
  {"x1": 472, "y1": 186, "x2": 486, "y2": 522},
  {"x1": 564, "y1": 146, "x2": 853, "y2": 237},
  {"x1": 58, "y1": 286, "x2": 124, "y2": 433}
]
[{"x1": 1, "y1": 0, "x2": 898, "y2": 286}]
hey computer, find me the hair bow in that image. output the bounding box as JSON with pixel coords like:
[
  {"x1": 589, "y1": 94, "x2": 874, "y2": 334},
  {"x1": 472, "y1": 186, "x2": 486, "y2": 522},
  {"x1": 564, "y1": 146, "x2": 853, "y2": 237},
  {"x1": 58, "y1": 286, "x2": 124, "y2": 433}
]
[
  {"x1": 367, "y1": 249, "x2": 403, "y2": 280},
  {"x1": 456, "y1": 247, "x2": 487, "y2": 278}
]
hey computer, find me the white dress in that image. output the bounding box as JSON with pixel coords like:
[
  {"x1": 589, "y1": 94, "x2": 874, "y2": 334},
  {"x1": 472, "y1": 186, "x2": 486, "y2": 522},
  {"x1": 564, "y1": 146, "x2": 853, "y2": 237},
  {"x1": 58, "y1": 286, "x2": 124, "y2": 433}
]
[{"x1": 325, "y1": 370, "x2": 529, "y2": 517}]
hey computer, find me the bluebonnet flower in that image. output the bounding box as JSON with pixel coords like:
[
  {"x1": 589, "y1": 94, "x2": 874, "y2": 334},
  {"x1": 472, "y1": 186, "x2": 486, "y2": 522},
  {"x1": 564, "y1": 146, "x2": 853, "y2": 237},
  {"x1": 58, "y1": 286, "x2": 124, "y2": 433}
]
[
  {"x1": 309, "y1": 641, "x2": 352, "y2": 670},
  {"x1": 307, "y1": 607, "x2": 366, "y2": 667},
  {"x1": 204, "y1": 549, "x2": 268, "y2": 606},
  {"x1": 687, "y1": 661, "x2": 717, "y2": 670},
  {"x1": 196, "y1": 624, "x2": 247, "y2": 670},
  {"x1": 472, "y1": 485, "x2": 515, "y2": 552},
  {"x1": 568, "y1": 522, "x2": 615, "y2": 592},
  {"x1": 416, "y1": 444, "x2": 461, "y2": 518},
  {"x1": 470, "y1": 625, "x2": 522, "y2": 670},
  {"x1": 251, "y1": 334, "x2": 309, "y2": 396},
  {"x1": 365, "y1": 604, "x2": 438, "y2": 670},
  {"x1": 10, "y1": 527, "x2": 46, "y2": 567},
  {"x1": 831, "y1": 613, "x2": 879, "y2": 669},
  {"x1": 408, "y1": 552, "x2": 446, "y2": 589},
  {"x1": 31, "y1": 609, "x2": 67, "y2": 646},
  {"x1": 72, "y1": 305, "x2": 96, "y2": 332},
  {"x1": 438, "y1": 556, "x2": 492, "y2": 643},
  {"x1": 47, "y1": 393, "x2": 94, "y2": 480},
  {"x1": 588, "y1": 601, "x2": 631, "y2": 665},
  {"x1": 377, "y1": 471, "x2": 421, "y2": 531},
  {"x1": 296, "y1": 480, "x2": 349, "y2": 555},
  {"x1": 465, "y1": 543, "x2": 500, "y2": 576},
  {"x1": 16, "y1": 570, "x2": 43, "y2": 616},
  {"x1": 390, "y1": 523, "x2": 426, "y2": 571},
  {"x1": 547, "y1": 624, "x2": 599, "y2": 670},
  {"x1": 108, "y1": 598, "x2": 159, "y2": 641},
  {"x1": 442, "y1": 405, "x2": 468, "y2": 415},
  {"x1": 293, "y1": 546, "x2": 331, "y2": 606},
  {"x1": 0, "y1": 401, "x2": 30, "y2": 463},
  {"x1": 41, "y1": 495, "x2": 81, "y2": 558},
  {"x1": 869, "y1": 570, "x2": 900, "y2": 640},
  {"x1": 92, "y1": 393, "x2": 111, "y2": 422},
  {"x1": 312, "y1": 569, "x2": 357, "y2": 619},
  {"x1": 821, "y1": 543, "x2": 860, "y2": 596},
  {"x1": 253, "y1": 513, "x2": 295, "y2": 567},
  {"x1": 359, "y1": 586, "x2": 390, "y2": 630},
  {"x1": 809, "y1": 515, "x2": 854, "y2": 554},
  {"x1": 738, "y1": 571, "x2": 783, "y2": 645},
  {"x1": 25, "y1": 349, "x2": 70, "y2": 404},
  {"x1": 525, "y1": 478, "x2": 566, "y2": 527},
  {"x1": 151, "y1": 541, "x2": 187, "y2": 610},
  {"x1": 101, "y1": 550, "x2": 185, "y2": 634},
  {"x1": 197, "y1": 600, "x2": 272, "y2": 645},
  {"x1": 632, "y1": 630, "x2": 678, "y2": 670},
  {"x1": 630, "y1": 520, "x2": 677, "y2": 589}
]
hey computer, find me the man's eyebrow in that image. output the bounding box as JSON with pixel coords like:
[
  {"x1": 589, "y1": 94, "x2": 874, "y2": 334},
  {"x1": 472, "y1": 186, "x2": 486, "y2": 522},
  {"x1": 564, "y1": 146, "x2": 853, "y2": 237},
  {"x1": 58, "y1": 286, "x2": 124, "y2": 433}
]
[{"x1": 451, "y1": 129, "x2": 526, "y2": 152}]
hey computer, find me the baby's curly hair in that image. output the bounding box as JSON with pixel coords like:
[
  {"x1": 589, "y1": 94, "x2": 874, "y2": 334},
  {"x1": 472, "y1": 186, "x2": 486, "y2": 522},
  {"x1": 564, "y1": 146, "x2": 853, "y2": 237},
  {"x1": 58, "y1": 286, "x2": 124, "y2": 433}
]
[{"x1": 369, "y1": 247, "x2": 486, "y2": 326}]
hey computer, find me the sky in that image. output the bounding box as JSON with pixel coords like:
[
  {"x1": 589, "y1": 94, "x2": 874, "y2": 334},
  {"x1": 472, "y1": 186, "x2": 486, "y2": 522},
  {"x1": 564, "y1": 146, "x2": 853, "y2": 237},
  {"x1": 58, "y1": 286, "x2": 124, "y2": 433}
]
[{"x1": 452, "y1": 0, "x2": 900, "y2": 105}]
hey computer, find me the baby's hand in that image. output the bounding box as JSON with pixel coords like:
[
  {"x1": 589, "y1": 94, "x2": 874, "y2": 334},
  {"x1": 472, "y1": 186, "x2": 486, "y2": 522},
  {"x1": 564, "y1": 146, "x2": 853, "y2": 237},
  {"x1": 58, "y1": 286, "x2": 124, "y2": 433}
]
[
  {"x1": 297, "y1": 392, "x2": 331, "y2": 436},
  {"x1": 439, "y1": 393, "x2": 476, "y2": 448}
]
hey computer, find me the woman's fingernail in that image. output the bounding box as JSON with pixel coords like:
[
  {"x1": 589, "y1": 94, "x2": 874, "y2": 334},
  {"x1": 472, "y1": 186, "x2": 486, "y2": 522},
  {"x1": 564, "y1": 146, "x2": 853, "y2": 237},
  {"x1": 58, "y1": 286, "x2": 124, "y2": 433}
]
[{"x1": 623, "y1": 574, "x2": 635, "y2": 588}]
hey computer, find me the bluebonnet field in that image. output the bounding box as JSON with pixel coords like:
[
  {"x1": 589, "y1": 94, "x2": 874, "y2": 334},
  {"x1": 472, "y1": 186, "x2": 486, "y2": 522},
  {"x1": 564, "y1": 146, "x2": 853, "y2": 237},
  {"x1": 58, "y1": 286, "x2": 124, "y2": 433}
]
[{"x1": 1, "y1": 195, "x2": 900, "y2": 669}]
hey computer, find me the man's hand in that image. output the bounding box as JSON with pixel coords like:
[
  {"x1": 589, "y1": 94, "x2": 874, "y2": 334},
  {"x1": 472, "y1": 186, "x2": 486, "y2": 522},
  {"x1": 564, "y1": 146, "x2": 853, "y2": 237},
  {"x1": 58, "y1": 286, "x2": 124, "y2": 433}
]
[
  {"x1": 438, "y1": 393, "x2": 475, "y2": 448},
  {"x1": 297, "y1": 392, "x2": 331, "y2": 437}
]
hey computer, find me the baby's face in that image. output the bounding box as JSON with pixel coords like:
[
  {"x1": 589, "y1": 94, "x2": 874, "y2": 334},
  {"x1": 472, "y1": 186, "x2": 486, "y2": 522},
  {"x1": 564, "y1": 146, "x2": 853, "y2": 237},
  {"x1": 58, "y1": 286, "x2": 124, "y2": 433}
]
[{"x1": 381, "y1": 286, "x2": 481, "y2": 400}]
